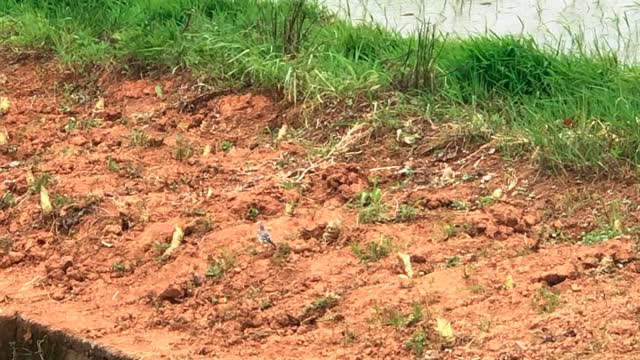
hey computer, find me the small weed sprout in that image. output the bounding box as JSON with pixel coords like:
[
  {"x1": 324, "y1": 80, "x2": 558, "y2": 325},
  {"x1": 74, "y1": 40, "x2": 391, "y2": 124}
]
[
  {"x1": 172, "y1": 135, "x2": 193, "y2": 161},
  {"x1": 461, "y1": 173, "x2": 477, "y2": 181},
  {"x1": 259, "y1": 297, "x2": 273, "y2": 310},
  {"x1": 80, "y1": 117, "x2": 100, "y2": 130},
  {"x1": 154, "y1": 85, "x2": 163, "y2": 98},
  {"x1": 248, "y1": 207, "x2": 260, "y2": 220},
  {"x1": 205, "y1": 250, "x2": 235, "y2": 280},
  {"x1": 302, "y1": 294, "x2": 339, "y2": 318},
  {"x1": 407, "y1": 302, "x2": 423, "y2": 327},
  {"x1": 443, "y1": 223, "x2": 458, "y2": 239},
  {"x1": 581, "y1": 200, "x2": 627, "y2": 245},
  {"x1": 63, "y1": 117, "x2": 77, "y2": 133},
  {"x1": 0, "y1": 191, "x2": 14, "y2": 210},
  {"x1": 112, "y1": 262, "x2": 125, "y2": 273},
  {"x1": 280, "y1": 181, "x2": 297, "y2": 190},
  {"x1": 479, "y1": 319, "x2": 492, "y2": 333},
  {"x1": 183, "y1": 208, "x2": 206, "y2": 217},
  {"x1": 271, "y1": 242, "x2": 292, "y2": 266},
  {"x1": 357, "y1": 181, "x2": 386, "y2": 224},
  {"x1": 51, "y1": 193, "x2": 73, "y2": 208},
  {"x1": 450, "y1": 200, "x2": 470, "y2": 210},
  {"x1": 125, "y1": 163, "x2": 142, "y2": 178},
  {"x1": 342, "y1": 327, "x2": 357, "y2": 346},
  {"x1": 130, "y1": 129, "x2": 149, "y2": 147},
  {"x1": 152, "y1": 241, "x2": 171, "y2": 256},
  {"x1": 30, "y1": 172, "x2": 51, "y2": 193},
  {"x1": 5, "y1": 144, "x2": 17, "y2": 154},
  {"x1": 476, "y1": 196, "x2": 496, "y2": 208},
  {"x1": 380, "y1": 307, "x2": 409, "y2": 329},
  {"x1": 445, "y1": 256, "x2": 460, "y2": 268},
  {"x1": 404, "y1": 329, "x2": 427, "y2": 358},
  {"x1": 468, "y1": 284, "x2": 485, "y2": 293},
  {"x1": 107, "y1": 156, "x2": 119, "y2": 172},
  {"x1": 532, "y1": 287, "x2": 560, "y2": 313},
  {"x1": 351, "y1": 236, "x2": 391, "y2": 263},
  {"x1": 395, "y1": 204, "x2": 418, "y2": 222},
  {"x1": 221, "y1": 140, "x2": 233, "y2": 153}
]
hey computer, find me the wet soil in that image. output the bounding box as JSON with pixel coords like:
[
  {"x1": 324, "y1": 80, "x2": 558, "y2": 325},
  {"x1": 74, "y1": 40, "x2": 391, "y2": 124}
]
[{"x1": 1, "y1": 51, "x2": 640, "y2": 359}]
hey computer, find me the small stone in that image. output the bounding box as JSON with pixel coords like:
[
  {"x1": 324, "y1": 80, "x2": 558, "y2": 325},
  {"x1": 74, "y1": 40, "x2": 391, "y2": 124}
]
[
  {"x1": 602, "y1": 239, "x2": 634, "y2": 262},
  {"x1": 59, "y1": 256, "x2": 74, "y2": 271},
  {"x1": 426, "y1": 200, "x2": 442, "y2": 210},
  {"x1": 570, "y1": 284, "x2": 581, "y2": 292},
  {"x1": 103, "y1": 224, "x2": 122, "y2": 236},
  {"x1": 523, "y1": 214, "x2": 539, "y2": 227},
  {"x1": 29, "y1": 248, "x2": 46, "y2": 260},
  {"x1": 158, "y1": 286, "x2": 185, "y2": 304},
  {"x1": 66, "y1": 268, "x2": 85, "y2": 282},
  {"x1": 489, "y1": 205, "x2": 521, "y2": 228},
  {"x1": 104, "y1": 109, "x2": 122, "y2": 121},
  {"x1": 410, "y1": 254, "x2": 427, "y2": 264},
  {"x1": 240, "y1": 316, "x2": 263, "y2": 331},
  {"x1": 564, "y1": 329, "x2": 577, "y2": 337},
  {"x1": 296, "y1": 323, "x2": 315, "y2": 335},
  {"x1": 537, "y1": 263, "x2": 578, "y2": 287},
  {"x1": 85, "y1": 272, "x2": 99, "y2": 281},
  {"x1": 48, "y1": 269, "x2": 66, "y2": 281},
  {"x1": 69, "y1": 135, "x2": 88, "y2": 147},
  {"x1": 51, "y1": 289, "x2": 66, "y2": 301},
  {"x1": 273, "y1": 312, "x2": 300, "y2": 328},
  {"x1": 45, "y1": 256, "x2": 74, "y2": 273},
  {"x1": 0, "y1": 257, "x2": 11, "y2": 269},
  {"x1": 513, "y1": 223, "x2": 527, "y2": 233},
  {"x1": 8, "y1": 251, "x2": 25, "y2": 264},
  {"x1": 608, "y1": 319, "x2": 636, "y2": 335}
]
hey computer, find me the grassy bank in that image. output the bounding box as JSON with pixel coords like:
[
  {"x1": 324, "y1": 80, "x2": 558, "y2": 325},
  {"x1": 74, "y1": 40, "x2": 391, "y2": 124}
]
[{"x1": 1, "y1": 0, "x2": 640, "y2": 174}]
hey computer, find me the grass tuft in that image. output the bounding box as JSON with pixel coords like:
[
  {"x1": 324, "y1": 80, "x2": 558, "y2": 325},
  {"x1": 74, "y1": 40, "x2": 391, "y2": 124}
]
[
  {"x1": 205, "y1": 250, "x2": 235, "y2": 280},
  {"x1": 350, "y1": 235, "x2": 391, "y2": 263},
  {"x1": 2, "y1": 0, "x2": 640, "y2": 173}
]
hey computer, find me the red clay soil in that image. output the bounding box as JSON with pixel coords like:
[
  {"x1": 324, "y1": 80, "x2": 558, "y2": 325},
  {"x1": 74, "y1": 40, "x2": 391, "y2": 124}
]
[{"x1": 2, "y1": 51, "x2": 640, "y2": 360}]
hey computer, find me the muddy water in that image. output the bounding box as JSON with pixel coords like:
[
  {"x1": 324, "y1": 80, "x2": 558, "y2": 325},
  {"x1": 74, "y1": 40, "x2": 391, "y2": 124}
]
[{"x1": 323, "y1": 0, "x2": 640, "y2": 62}]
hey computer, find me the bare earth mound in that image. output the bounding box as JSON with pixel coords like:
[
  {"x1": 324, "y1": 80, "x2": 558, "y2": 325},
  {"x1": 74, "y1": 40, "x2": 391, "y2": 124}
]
[{"x1": 1, "y1": 52, "x2": 640, "y2": 359}]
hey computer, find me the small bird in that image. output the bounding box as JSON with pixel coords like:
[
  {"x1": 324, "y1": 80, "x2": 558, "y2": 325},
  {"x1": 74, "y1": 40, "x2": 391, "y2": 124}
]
[{"x1": 257, "y1": 223, "x2": 276, "y2": 248}]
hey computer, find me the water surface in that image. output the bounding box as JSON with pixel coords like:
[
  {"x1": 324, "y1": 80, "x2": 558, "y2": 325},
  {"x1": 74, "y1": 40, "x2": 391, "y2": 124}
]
[{"x1": 323, "y1": 0, "x2": 640, "y2": 62}]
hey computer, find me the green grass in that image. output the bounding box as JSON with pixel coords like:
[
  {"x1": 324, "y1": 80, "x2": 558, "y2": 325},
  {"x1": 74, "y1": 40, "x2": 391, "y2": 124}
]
[
  {"x1": 0, "y1": 191, "x2": 14, "y2": 210},
  {"x1": 205, "y1": 250, "x2": 235, "y2": 280},
  {"x1": 581, "y1": 199, "x2": 627, "y2": 245},
  {"x1": 532, "y1": 287, "x2": 560, "y2": 313},
  {"x1": 395, "y1": 203, "x2": 418, "y2": 222},
  {"x1": 301, "y1": 294, "x2": 339, "y2": 318},
  {"x1": 350, "y1": 235, "x2": 391, "y2": 263},
  {"x1": 2, "y1": 0, "x2": 640, "y2": 173},
  {"x1": 376, "y1": 302, "x2": 424, "y2": 330},
  {"x1": 356, "y1": 181, "x2": 386, "y2": 224},
  {"x1": 404, "y1": 329, "x2": 427, "y2": 358},
  {"x1": 112, "y1": 261, "x2": 125, "y2": 273}
]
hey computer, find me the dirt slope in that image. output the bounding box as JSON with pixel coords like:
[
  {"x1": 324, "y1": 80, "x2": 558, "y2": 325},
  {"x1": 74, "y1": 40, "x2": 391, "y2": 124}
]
[{"x1": 1, "y1": 51, "x2": 640, "y2": 360}]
